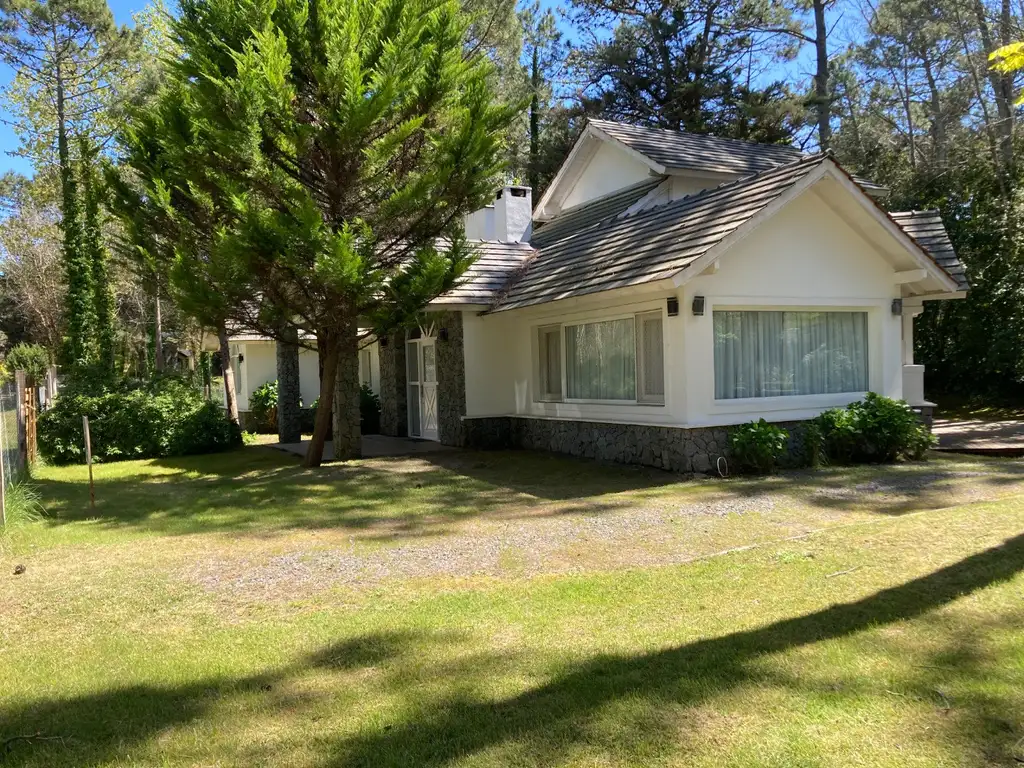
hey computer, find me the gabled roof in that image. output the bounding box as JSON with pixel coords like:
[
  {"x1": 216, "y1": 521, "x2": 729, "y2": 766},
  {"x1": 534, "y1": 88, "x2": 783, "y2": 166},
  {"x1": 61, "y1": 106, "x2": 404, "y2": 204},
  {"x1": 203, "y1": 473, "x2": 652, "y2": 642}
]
[
  {"x1": 530, "y1": 178, "x2": 664, "y2": 249},
  {"x1": 589, "y1": 119, "x2": 804, "y2": 176},
  {"x1": 495, "y1": 155, "x2": 829, "y2": 312},
  {"x1": 495, "y1": 155, "x2": 968, "y2": 312},
  {"x1": 431, "y1": 241, "x2": 535, "y2": 306},
  {"x1": 889, "y1": 211, "x2": 968, "y2": 291}
]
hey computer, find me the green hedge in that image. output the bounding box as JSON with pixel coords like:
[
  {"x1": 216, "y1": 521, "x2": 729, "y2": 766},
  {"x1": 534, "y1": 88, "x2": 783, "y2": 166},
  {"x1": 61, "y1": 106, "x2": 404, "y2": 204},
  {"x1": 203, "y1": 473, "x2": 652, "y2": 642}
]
[{"x1": 39, "y1": 378, "x2": 241, "y2": 465}]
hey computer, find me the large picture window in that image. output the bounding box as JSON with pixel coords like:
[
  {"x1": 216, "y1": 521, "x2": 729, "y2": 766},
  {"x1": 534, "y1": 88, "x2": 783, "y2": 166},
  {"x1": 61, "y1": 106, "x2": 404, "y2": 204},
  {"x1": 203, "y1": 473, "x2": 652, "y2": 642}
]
[
  {"x1": 713, "y1": 310, "x2": 868, "y2": 400},
  {"x1": 535, "y1": 312, "x2": 665, "y2": 404},
  {"x1": 566, "y1": 318, "x2": 636, "y2": 400}
]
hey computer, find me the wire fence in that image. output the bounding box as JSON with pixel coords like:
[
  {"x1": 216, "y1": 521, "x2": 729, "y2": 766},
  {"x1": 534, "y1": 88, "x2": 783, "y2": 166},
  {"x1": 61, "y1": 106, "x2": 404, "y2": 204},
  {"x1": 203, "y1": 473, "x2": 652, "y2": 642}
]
[{"x1": 0, "y1": 377, "x2": 23, "y2": 489}]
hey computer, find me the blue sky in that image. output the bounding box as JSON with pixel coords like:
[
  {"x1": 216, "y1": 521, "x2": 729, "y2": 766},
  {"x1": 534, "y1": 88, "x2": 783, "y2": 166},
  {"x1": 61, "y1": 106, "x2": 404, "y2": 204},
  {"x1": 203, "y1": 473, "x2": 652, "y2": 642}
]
[{"x1": 0, "y1": 0, "x2": 815, "y2": 177}]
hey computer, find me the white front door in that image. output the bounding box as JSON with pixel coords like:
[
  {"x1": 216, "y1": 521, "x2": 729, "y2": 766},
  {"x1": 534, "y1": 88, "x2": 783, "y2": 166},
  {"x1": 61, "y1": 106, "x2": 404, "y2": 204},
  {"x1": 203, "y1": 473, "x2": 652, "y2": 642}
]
[{"x1": 406, "y1": 334, "x2": 439, "y2": 441}]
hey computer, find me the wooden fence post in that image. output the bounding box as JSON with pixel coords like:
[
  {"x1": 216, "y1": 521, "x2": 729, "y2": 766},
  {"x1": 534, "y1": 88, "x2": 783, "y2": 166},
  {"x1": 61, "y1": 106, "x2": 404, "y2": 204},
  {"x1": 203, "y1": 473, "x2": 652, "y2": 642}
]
[{"x1": 83, "y1": 416, "x2": 95, "y2": 511}]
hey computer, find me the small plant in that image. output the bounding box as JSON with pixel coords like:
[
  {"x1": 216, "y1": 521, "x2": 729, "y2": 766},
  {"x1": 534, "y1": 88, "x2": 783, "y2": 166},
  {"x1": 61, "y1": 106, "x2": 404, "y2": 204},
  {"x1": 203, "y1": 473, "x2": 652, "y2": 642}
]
[
  {"x1": 730, "y1": 419, "x2": 789, "y2": 474},
  {"x1": 249, "y1": 381, "x2": 279, "y2": 433},
  {"x1": 241, "y1": 430, "x2": 261, "y2": 445},
  {"x1": 813, "y1": 393, "x2": 935, "y2": 464},
  {"x1": 1, "y1": 480, "x2": 45, "y2": 547}
]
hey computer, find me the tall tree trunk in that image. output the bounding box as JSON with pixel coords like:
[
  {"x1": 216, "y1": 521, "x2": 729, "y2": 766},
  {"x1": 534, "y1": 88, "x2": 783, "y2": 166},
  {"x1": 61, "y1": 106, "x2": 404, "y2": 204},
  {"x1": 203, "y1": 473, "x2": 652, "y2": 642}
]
[
  {"x1": 153, "y1": 277, "x2": 164, "y2": 372},
  {"x1": 217, "y1": 322, "x2": 239, "y2": 424},
  {"x1": 53, "y1": 27, "x2": 90, "y2": 368},
  {"x1": 812, "y1": 0, "x2": 831, "y2": 150},
  {"x1": 921, "y1": 52, "x2": 947, "y2": 170},
  {"x1": 332, "y1": 316, "x2": 362, "y2": 461},
  {"x1": 974, "y1": 0, "x2": 1015, "y2": 173},
  {"x1": 529, "y1": 44, "x2": 540, "y2": 196},
  {"x1": 305, "y1": 335, "x2": 339, "y2": 468},
  {"x1": 276, "y1": 326, "x2": 302, "y2": 443}
]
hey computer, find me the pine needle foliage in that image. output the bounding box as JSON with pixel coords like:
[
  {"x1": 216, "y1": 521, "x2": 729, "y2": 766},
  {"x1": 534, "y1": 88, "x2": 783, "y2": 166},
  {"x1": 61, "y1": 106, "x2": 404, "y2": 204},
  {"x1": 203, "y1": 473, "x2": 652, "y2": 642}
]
[{"x1": 115, "y1": 0, "x2": 519, "y2": 466}]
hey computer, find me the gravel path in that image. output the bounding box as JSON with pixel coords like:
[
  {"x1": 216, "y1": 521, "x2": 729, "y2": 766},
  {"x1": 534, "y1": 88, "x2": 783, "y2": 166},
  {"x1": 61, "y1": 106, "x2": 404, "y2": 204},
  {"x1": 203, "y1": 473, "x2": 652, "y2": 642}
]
[{"x1": 189, "y1": 490, "x2": 783, "y2": 600}]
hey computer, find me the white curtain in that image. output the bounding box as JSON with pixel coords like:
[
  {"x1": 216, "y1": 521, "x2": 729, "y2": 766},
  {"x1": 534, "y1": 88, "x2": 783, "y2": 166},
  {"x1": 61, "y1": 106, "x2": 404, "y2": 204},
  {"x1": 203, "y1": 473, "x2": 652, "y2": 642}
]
[
  {"x1": 566, "y1": 318, "x2": 636, "y2": 400},
  {"x1": 714, "y1": 311, "x2": 868, "y2": 400},
  {"x1": 639, "y1": 315, "x2": 664, "y2": 401}
]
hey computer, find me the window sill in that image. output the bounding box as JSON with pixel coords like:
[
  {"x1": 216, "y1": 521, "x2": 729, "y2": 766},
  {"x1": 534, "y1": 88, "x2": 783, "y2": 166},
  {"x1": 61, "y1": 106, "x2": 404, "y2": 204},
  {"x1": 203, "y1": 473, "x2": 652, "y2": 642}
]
[{"x1": 711, "y1": 391, "x2": 867, "y2": 413}]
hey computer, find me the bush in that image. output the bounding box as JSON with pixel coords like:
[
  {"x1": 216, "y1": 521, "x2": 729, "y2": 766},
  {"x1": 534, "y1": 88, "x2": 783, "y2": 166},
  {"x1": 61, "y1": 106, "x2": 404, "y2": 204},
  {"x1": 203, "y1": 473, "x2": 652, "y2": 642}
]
[
  {"x1": 814, "y1": 392, "x2": 936, "y2": 464},
  {"x1": 3, "y1": 343, "x2": 49, "y2": 382},
  {"x1": 38, "y1": 377, "x2": 241, "y2": 465},
  {"x1": 249, "y1": 381, "x2": 279, "y2": 433},
  {"x1": 730, "y1": 419, "x2": 789, "y2": 474}
]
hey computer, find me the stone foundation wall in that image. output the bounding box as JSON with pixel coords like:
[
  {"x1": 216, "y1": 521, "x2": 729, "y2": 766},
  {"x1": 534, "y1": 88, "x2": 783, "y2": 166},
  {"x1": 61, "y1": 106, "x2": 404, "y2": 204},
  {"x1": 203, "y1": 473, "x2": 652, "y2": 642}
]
[
  {"x1": 435, "y1": 311, "x2": 466, "y2": 447},
  {"x1": 378, "y1": 333, "x2": 407, "y2": 437},
  {"x1": 463, "y1": 416, "x2": 731, "y2": 474}
]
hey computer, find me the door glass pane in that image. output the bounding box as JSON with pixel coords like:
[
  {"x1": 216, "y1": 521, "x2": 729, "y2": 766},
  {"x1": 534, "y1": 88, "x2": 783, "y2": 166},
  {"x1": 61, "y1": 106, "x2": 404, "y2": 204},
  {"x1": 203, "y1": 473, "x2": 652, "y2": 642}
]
[
  {"x1": 408, "y1": 384, "x2": 421, "y2": 436},
  {"x1": 406, "y1": 342, "x2": 419, "y2": 382},
  {"x1": 422, "y1": 344, "x2": 436, "y2": 384}
]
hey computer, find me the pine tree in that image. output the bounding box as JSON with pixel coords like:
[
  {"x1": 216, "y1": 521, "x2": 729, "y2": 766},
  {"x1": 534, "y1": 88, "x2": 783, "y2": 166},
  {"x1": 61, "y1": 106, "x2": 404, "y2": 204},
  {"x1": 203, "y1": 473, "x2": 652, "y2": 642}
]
[
  {"x1": 79, "y1": 137, "x2": 115, "y2": 373},
  {"x1": 115, "y1": 0, "x2": 519, "y2": 466},
  {"x1": 0, "y1": 0, "x2": 135, "y2": 369}
]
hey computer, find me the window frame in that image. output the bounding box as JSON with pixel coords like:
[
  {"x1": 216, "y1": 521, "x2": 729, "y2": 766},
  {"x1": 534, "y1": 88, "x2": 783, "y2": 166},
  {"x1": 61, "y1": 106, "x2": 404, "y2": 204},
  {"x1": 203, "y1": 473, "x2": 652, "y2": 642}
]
[
  {"x1": 532, "y1": 309, "x2": 667, "y2": 407},
  {"x1": 535, "y1": 324, "x2": 563, "y2": 402},
  {"x1": 711, "y1": 307, "x2": 871, "y2": 404}
]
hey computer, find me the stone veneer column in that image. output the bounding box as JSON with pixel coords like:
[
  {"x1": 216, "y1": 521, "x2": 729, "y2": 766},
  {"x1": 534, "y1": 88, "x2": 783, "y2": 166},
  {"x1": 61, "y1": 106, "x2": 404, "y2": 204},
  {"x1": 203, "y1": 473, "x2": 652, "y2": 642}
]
[
  {"x1": 378, "y1": 331, "x2": 408, "y2": 437},
  {"x1": 332, "y1": 320, "x2": 362, "y2": 459},
  {"x1": 276, "y1": 327, "x2": 302, "y2": 443},
  {"x1": 436, "y1": 311, "x2": 466, "y2": 446}
]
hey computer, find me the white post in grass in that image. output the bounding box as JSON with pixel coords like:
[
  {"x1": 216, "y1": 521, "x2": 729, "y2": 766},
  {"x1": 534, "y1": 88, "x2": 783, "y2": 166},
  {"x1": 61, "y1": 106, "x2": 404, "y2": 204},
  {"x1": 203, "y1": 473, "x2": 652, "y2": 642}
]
[{"x1": 83, "y1": 416, "x2": 95, "y2": 511}]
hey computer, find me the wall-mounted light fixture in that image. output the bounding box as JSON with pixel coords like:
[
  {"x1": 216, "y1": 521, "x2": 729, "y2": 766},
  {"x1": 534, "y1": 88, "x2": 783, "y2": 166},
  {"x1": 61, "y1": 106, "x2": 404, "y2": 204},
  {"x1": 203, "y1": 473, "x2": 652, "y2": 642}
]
[
  {"x1": 438, "y1": 328, "x2": 449, "y2": 342},
  {"x1": 891, "y1": 298, "x2": 903, "y2": 316},
  {"x1": 237, "y1": 354, "x2": 244, "y2": 364},
  {"x1": 692, "y1": 296, "x2": 706, "y2": 316},
  {"x1": 667, "y1": 297, "x2": 679, "y2": 317},
  {"x1": 379, "y1": 337, "x2": 389, "y2": 348}
]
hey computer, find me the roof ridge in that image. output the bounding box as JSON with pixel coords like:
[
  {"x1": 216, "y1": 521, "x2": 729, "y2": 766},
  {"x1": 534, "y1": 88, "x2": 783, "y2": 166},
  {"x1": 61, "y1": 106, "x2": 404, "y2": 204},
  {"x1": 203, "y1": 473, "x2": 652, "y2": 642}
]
[
  {"x1": 589, "y1": 118, "x2": 804, "y2": 155},
  {"x1": 607, "y1": 151, "x2": 827, "y2": 227}
]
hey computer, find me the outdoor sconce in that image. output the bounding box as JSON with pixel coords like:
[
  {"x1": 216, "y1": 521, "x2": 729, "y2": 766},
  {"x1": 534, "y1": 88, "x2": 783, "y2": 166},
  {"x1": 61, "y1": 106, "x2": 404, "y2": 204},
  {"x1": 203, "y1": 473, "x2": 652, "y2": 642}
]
[
  {"x1": 891, "y1": 298, "x2": 903, "y2": 315},
  {"x1": 692, "y1": 295, "x2": 706, "y2": 316},
  {"x1": 439, "y1": 328, "x2": 449, "y2": 342},
  {"x1": 667, "y1": 297, "x2": 679, "y2": 317},
  {"x1": 379, "y1": 337, "x2": 388, "y2": 348},
  {"x1": 237, "y1": 354, "x2": 244, "y2": 364}
]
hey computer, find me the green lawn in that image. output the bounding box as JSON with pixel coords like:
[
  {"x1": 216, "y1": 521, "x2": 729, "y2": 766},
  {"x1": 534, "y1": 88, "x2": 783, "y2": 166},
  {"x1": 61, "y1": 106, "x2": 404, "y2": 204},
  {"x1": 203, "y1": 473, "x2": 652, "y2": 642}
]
[{"x1": 2, "y1": 446, "x2": 1024, "y2": 767}]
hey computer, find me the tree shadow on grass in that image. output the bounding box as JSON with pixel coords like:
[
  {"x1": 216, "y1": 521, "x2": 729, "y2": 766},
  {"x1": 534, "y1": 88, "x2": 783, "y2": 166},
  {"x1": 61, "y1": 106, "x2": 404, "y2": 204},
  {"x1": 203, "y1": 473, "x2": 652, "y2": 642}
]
[
  {"x1": 31, "y1": 446, "x2": 1024, "y2": 540},
  {"x1": 4, "y1": 533, "x2": 1023, "y2": 767}
]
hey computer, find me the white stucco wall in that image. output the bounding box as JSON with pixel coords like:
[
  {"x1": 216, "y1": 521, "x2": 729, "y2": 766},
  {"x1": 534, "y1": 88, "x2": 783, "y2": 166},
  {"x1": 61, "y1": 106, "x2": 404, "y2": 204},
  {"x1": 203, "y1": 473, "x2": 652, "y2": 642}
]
[
  {"x1": 562, "y1": 142, "x2": 653, "y2": 210},
  {"x1": 358, "y1": 341, "x2": 380, "y2": 395},
  {"x1": 225, "y1": 339, "x2": 323, "y2": 413},
  {"x1": 462, "y1": 186, "x2": 906, "y2": 429}
]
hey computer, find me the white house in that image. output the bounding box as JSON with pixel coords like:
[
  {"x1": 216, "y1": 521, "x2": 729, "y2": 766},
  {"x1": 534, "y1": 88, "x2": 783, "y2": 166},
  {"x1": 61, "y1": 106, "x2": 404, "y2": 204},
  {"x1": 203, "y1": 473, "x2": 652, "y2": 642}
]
[{"x1": 225, "y1": 119, "x2": 968, "y2": 470}]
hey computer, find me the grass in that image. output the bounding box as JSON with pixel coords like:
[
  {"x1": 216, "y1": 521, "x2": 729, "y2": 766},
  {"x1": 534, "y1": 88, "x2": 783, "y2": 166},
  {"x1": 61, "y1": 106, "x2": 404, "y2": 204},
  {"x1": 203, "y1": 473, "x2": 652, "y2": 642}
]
[
  {"x1": 934, "y1": 395, "x2": 1024, "y2": 422},
  {"x1": 2, "y1": 445, "x2": 1024, "y2": 766}
]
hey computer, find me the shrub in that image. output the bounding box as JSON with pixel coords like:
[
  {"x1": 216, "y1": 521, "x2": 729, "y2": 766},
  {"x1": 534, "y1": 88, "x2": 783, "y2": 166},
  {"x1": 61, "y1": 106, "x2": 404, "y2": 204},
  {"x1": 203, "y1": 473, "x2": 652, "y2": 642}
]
[
  {"x1": 814, "y1": 393, "x2": 935, "y2": 464},
  {"x1": 360, "y1": 385, "x2": 380, "y2": 434},
  {"x1": 3, "y1": 343, "x2": 50, "y2": 381},
  {"x1": 38, "y1": 377, "x2": 241, "y2": 465},
  {"x1": 249, "y1": 381, "x2": 279, "y2": 433},
  {"x1": 730, "y1": 419, "x2": 789, "y2": 474}
]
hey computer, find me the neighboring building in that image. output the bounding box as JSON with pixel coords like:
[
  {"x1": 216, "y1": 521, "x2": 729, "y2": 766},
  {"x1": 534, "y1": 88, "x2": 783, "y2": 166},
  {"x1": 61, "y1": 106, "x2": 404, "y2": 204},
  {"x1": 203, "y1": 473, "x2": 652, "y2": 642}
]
[{"x1": 225, "y1": 119, "x2": 969, "y2": 470}]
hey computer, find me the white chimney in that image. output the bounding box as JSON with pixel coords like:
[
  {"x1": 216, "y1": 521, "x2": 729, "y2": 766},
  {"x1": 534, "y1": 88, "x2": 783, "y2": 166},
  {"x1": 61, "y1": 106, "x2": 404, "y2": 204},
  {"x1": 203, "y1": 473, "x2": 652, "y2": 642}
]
[
  {"x1": 495, "y1": 186, "x2": 532, "y2": 243},
  {"x1": 463, "y1": 186, "x2": 533, "y2": 242}
]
